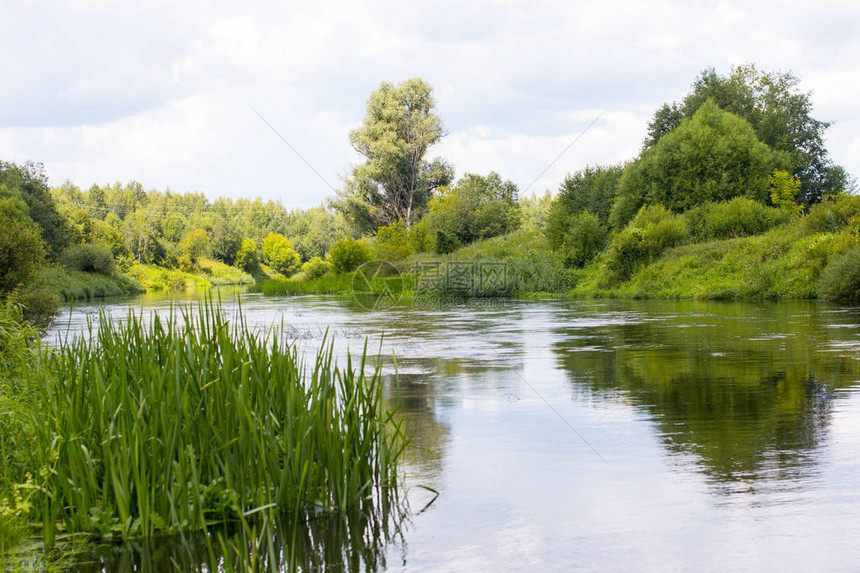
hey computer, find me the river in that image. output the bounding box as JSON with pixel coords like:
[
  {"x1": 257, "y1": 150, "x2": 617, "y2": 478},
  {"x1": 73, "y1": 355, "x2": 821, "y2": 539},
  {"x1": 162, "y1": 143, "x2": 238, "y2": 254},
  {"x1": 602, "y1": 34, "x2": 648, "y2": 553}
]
[{"x1": 45, "y1": 291, "x2": 860, "y2": 572}]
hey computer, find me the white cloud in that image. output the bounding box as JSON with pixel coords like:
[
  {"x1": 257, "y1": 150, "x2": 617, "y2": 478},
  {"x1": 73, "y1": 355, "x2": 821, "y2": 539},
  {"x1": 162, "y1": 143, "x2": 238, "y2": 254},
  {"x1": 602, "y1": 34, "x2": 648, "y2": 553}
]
[{"x1": 2, "y1": 0, "x2": 860, "y2": 204}]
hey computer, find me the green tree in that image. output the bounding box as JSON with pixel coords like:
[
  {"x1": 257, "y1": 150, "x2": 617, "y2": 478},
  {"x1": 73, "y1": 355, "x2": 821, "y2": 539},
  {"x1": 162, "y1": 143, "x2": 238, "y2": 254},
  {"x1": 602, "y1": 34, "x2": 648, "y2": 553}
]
[
  {"x1": 177, "y1": 229, "x2": 210, "y2": 266},
  {"x1": 611, "y1": 100, "x2": 788, "y2": 228},
  {"x1": 211, "y1": 218, "x2": 242, "y2": 265},
  {"x1": 327, "y1": 237, "x2": 373, "y2": 273},
  {"x1": 234, "y1": 238, "x2": 259, "y2": 272},
  {"x1": 545, "y1": 164, "x2": 623, "y2": 248},
  {"x1": 645, "y1": 65, "x2": 849, "y2": 205},
  {"x1": 261, "y1": 232, "x2": 301, "y2": 275},
  {"x1": 769, "y1": 170, "x2": 804, "y2": 220},
  {"x1": 374, "y1": 220, "x2": 414, "y2": 260},
  {"x1": 562, "y1": 212, "x2": 607, "y2": 268},
  {"x1": 0, "y1": 161, "x2": 70, "y2": 257},
  {"x1": 425, "y1": 172, "x2": 521, "y2": 244},
  {"x1": 335, "y1": 78, "x2": 453, "y2": 232},
  {"x1": 0, "y1": 213, "x2": 45, "y2": 295}
]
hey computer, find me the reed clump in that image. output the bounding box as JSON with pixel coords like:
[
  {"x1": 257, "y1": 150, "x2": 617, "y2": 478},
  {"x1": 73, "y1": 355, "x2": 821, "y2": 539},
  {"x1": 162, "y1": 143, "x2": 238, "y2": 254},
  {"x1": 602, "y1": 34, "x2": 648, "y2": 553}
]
[{"x1": 0, "y1": 300, "x2": 405, "y2": 549}]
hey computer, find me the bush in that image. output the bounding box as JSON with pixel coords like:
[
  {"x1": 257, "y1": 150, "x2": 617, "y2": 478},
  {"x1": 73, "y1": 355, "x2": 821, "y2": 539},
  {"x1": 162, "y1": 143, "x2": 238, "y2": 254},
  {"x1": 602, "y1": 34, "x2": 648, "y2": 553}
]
[
  {"x1": 0, "y1": 213, "x2": 45, "y2": 294},
  {"x1": 234, "y1": 238, "x2": 259, "y2": 273},
  {"x1": 819, "y1": 248, "x2": 860, "y2": 302},
  {"x1": 8, "y1": 287, "x2": 60, "y2": 328},
  {"x1": 434, "y1": 231, "x2": 459, "y2": 255},
  {"x1": 802, "y1": 194, "x2": 860, "y2": 234},
  {"x1": 562, "y1": 212, "x2": 607, "y2": 268},
  {"x1": 261, "y1": 233, "x2": 301, "y2": 275},
  {"x1": 685, "y1": 197, "x2": 789, "y2": 241},
  {"x1": 301, "y1": 256, "x2": 330, "y2": 279},
  {"x1": 61, "y1": 243, "x2": 115, "y2": 275},
  {"x1": 374, "y1": 220, "x2": 414, "y2": 260},
  {"x1": 606, "y1": 204, "x2": 688, "y2": 280},
  {"x1": 327, "y1": 237, "x2": 373, "y2": 273},
  {"x1": 408, "y1": 217, "x2": 435, "y2": 253}
]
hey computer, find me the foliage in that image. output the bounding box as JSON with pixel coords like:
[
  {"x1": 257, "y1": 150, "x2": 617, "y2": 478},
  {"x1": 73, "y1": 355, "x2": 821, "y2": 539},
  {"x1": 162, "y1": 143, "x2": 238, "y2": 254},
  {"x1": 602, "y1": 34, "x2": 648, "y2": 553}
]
[
  {"x1": 769, "y1": 170, "x2": 804, "y2": 219},
  {"x1": 424, "y1": 172, "x2": 521, "y2": 245},
  {"x1": 334, "y1": 78, "x2": 453, "y2": 231},
  {"x1": 606, "y1": 205, "x2": 689, "y2": 280},
  {"x1": 562, "y1": 212, "x2": 607, "y2": 268},
  {"x1": 210, "y1": 219, "x2": 242, "y2": 265},
  {"x1": 520, "y1": 190, "x2": 553, "y2": 232},
  {"x1": 554, "y1": 164, "x2": 623, "y2": 228},
  {"x1": 611, "y1": 100, "x2": 788, "y2": 228},
  {"x1": 801, "y1": 193, "x2": 860, "y2": 234},
  {"x1": 5, "y1": 302, "x2": 403, "y2": 544},
  {"x1": 40, "y1": 266, "x2": 143, "y2": 301},
  {"x1": 685, "y1": 197, "x2": 790, "y2": 241},
  {"x1": 61, "y1": 243, "x2": 116, "y2": 275},
  {"x1": 434, "y1": 230, "x2": 459, "y2": 255},
  {"x1": 197, "y1": 258, "x2": 255, "y2": 286},
  {"x1": 234, "y1": 238, "x2": 259, "y2": 273},
  {"x1": 407, "y1": 217, "x2": 435, "y2": 253},
  {"x1": 0, "y1": 161, "x2": 70, "y2": 257},
  {"x1": 328, "y1": 237, "x2": 373, "y2": 273},
  {"x1": 260, "y1": 232, "x2": 301, "y2": 276},
  {"x1": 374, "y1": 220, "x2": 415, "y2": 260},
  {"x1": 0, "y1": 213, "x2": 46, "y2": 295},
  {"x1": 644, "y1": 64, "x2": 847, "y2": 205},
  {"x1": 819, "y1": 248, "x2": 860, "y2": 302},
  {"x1": 301, "y1": 256, "x2": 330, "y2": 279}
]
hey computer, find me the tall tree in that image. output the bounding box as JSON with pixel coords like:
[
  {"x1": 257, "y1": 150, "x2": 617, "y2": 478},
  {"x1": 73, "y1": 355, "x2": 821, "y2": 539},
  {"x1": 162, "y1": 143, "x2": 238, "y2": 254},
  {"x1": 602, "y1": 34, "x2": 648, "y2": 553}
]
[
  {"x1": 336, "y1": 78, "x2": 453, "y2": 233},
  {"x1": 645, "y1": 65, "x2": 849, "y2": 205},
  {"x1": 612, "y1": 100, "x2": 788, "y2": 228}
]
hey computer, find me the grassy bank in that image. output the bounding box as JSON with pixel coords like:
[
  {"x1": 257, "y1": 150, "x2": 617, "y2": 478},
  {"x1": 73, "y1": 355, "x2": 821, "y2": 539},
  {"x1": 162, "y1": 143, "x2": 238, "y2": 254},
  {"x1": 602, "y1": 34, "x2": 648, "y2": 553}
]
[
  {"x1": 128, "y1": 258, "x2": 255, "y2": 293},
  {"x1": 0, "y1": 301, "x2": 405, "y2": 559},
  {"x1": 36, "y1": 266, "x2": 144, "y2": 302}
]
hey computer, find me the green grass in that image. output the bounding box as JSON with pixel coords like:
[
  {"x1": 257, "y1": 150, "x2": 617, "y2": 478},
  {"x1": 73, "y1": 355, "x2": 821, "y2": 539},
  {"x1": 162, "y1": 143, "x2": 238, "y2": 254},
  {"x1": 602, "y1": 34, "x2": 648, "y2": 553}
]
[
  {"x1": 571, "y1": 223, "x2": 860, "y2": 300},
  {"x1": 37, "y1": 266, "x2": 144, "y2": 301},
  {"x1": 128, "y1": 259, "x2": 255, "y2": 293},
  {"x1": 0, "y1": 300, "x2": 405, "y2": 558},
  {"x1": 198, "y1": 258, "x2": 256, "y2": 286}
]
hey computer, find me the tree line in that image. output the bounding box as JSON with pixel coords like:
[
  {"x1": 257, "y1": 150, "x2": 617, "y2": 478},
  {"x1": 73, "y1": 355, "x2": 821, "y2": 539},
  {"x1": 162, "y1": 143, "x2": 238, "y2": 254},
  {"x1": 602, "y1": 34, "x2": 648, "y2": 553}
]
[{"x1": 1, "y1": 64, "x2": 855, "y2": 322}]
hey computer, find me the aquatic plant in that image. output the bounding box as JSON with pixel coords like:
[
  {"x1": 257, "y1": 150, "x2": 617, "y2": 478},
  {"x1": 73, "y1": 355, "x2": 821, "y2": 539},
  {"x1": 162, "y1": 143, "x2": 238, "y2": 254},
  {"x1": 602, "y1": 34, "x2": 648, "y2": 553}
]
[{"x1": 1, "y1": 300, "x2": 405, "y2": 548}]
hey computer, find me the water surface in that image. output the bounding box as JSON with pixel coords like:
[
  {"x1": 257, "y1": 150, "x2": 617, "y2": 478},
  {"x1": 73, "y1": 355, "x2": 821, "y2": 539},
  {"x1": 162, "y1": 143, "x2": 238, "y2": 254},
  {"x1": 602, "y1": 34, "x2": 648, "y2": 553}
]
[{"x1": 46, "y1": 294, "x2": 860, "y2": 572}]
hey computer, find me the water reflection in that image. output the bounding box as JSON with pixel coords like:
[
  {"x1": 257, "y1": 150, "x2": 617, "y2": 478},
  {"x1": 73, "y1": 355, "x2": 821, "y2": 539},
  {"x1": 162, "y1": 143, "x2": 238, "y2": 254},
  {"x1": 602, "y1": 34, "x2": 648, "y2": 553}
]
[
  {"x1": 60, "y1": 505, "x2": 404, "y2": 572},
  {"x1": 41, "y1": 295, "x2": 860, "y2": 571},
  {"x1": 552, "y1": 300, "x2": 860, "y2": 488}
]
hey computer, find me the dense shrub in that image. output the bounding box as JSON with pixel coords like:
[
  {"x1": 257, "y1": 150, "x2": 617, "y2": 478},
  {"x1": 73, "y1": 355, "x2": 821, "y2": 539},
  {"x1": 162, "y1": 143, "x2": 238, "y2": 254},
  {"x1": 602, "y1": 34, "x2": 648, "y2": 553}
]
[
  {"x1": 606, "y1": 205, "x2": 688, "y2": 280},
  {"x1": 685, "y1": 197, "x2": 789, "y2": 241},
  {"x1": 61, "y1": 243, "x2": 115, "y2": 275},
  {"x1": 434, "y1": 230, "x2": 460, "y2": 255},
  {"x1": 374, "y1": 220, "x2": 414, "y2": 260},
  {"x1": 802, "y1": 194, "x2": 860, "y2": 234},
  {"x1": 610, "y1": 101, "x2": 788, "y2": 229},
  {"x1": 562, "y1": 212, "x2": 607, "y2": 268},
  {"x1": 819, "y1": 247, "x2": 860, "y2": 302},
  {"x1": 327, "y1": 237, "x2": 373, "y2": 273},
  {"x1": 261, "y1": 233, "x2": 301, "y2": 275},
  {"x1": 234, "y1": 238, "x2": 259, "y2": 273},
  {"x1": 0, "y1": 214, "x2": 45, "y2": 294},
  {"x1": 301, "y1": 256, "x2": 330, "y2": 279}
]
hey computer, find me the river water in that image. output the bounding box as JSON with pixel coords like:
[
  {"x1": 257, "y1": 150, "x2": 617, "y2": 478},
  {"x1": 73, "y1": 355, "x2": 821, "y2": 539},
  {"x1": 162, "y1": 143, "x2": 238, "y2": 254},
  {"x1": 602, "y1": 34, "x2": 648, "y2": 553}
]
[{"x1": 46, "y1": 292, "x2": 860, "y2": 572}]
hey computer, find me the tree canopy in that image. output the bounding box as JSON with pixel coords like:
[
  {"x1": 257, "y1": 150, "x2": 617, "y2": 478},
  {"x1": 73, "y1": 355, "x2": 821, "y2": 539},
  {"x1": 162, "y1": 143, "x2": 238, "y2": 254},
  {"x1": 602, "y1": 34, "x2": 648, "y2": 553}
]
[
  {"x1": 611, "y1": 100, "x2": 789, "y2": 228},
  {"x1": 335, "y1": 78, "x2": 453, "y2": 233},
  {"x1": 644, "y1": 64, "x2": 849, "y2": 205}
]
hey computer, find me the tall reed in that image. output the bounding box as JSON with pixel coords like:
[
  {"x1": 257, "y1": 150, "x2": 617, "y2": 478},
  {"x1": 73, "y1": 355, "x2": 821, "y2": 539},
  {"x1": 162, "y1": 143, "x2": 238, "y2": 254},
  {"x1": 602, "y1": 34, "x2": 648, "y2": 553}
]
[{"x1": 26, "y1": 300, "x2": 405, "y2": 545}]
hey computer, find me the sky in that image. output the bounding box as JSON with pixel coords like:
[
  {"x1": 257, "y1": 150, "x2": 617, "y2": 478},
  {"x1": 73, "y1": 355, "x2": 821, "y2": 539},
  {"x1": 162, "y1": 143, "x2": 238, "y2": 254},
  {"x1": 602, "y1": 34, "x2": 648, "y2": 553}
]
[{"x1": 2, "y1": 0, "x2": 859, "y2": 209}]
